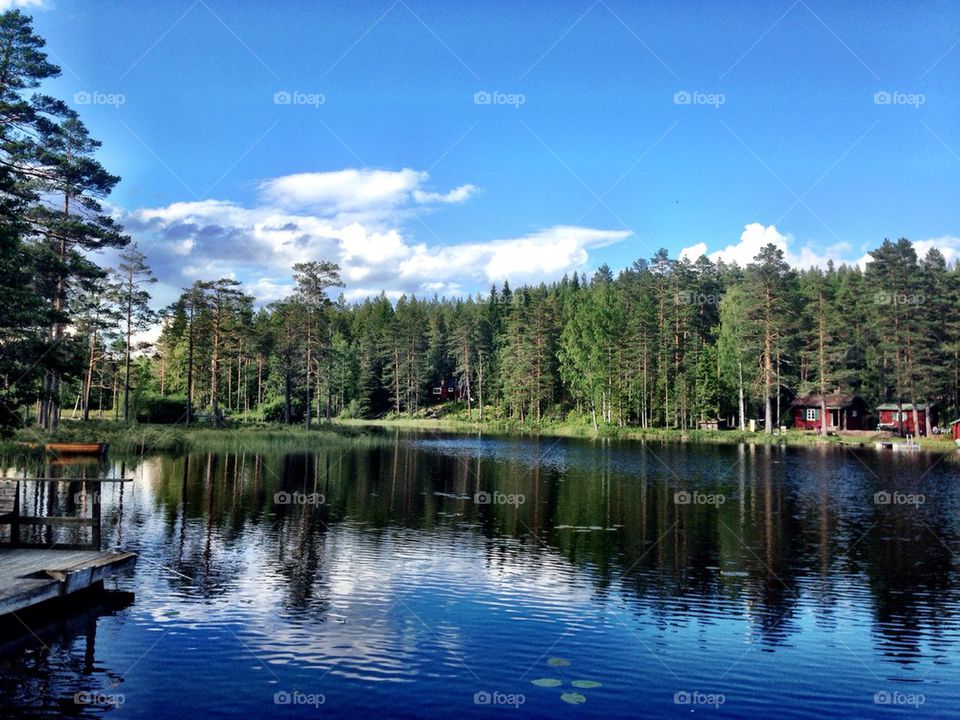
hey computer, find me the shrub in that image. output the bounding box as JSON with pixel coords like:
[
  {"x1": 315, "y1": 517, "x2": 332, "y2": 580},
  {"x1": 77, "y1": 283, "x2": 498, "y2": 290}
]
[
  {"x1": 259, "y1": 397, "x2": 305, "y2": 424},
  {"x1": 339, "y1": 399, "x2": 362, "y2": 419},
  {"x1": 136, "y1": 396, "x2": 189, "y2": 424}
]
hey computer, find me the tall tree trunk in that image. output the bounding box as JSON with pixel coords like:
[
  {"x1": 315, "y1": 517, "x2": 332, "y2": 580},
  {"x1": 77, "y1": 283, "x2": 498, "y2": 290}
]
[
  {"x1": 738, "y1": 359, "x2": 746, "y2": 432},
  {"x1": 818, "y1": 290, "x2": 828, "y2": 435},
  {"x1": 763, "y1": 284, "x2": 773, "y2": 434},
  {"x1": 393, "y1": 346, "x2": 401, "y2": 415},
  {"x1": 123, "y1": 290, "x2": 133, "y2": 421},
  {"x1": 305, "y1": 321, "x2": 312, "y2": 430},
  {"x1": 82, "y1": 324, "x2": 98, "y2": 422},
  {"x1": 257, "y1": 354, "x2": 263, "y2": 406},
  {"x1": 210, "y1": 304, "x2": 221, "y2": 428},
  {"x1": 185, "y1": 307, "x2": 194, "y2": 426},
  {"x1": 477, "y1": 353, "x2": 484, "y2": 423}
]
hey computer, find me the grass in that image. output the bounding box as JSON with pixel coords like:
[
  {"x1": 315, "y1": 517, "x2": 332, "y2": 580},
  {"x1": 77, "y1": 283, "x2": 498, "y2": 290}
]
[
  {"x1": 1, "y1": 418, "x2": 367, "y2": 456},
  {"x1": 335, "y1": 403, "x2": 959, "y2": 451},
  {"x1": 2, "y1": 408, "x2": 955, "y2": 456}
]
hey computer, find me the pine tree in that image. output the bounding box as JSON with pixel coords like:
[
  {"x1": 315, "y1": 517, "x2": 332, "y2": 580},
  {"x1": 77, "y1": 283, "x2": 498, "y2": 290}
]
[{"x1": 113, "y1": 243, "x2": 156, "y2": 421}]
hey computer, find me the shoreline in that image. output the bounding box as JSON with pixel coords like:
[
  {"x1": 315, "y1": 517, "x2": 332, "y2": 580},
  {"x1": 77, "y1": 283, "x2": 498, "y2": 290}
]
[
  {"x1": 2, "y1": 417, "x2": 956, "y2": 455},
  {"x1": 332, "y1": 417, "x2": 958, "y2": 452}
]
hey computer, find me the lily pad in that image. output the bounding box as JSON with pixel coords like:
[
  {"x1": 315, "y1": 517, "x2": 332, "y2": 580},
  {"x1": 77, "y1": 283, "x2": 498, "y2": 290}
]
[
  {"x1": 547, "y1": 657, "x2": 571, "y2": 667},
  {"x1": 571, "y1": 680, "x2": 602, "y2": 689},
  {"x1": 560, "y1": 692, "x2": 587, "y2": 705},
  {"x1": 531, "y1": 678, "x2": 563, "y2": 688}
]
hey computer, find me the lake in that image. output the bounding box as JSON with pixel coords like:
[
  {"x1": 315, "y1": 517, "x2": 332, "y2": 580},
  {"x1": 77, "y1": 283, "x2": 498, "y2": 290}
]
[{"x1": 1, "y1": 431, "x2": 958, "y2": 718}]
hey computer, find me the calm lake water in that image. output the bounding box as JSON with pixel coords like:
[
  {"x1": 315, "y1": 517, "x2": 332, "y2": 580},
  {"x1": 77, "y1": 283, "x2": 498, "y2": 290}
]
[{"x1": 2, "y1": 431, "x2": 959, "y2": 718}]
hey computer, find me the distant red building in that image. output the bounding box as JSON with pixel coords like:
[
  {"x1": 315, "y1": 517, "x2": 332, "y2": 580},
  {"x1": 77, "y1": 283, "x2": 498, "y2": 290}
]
[
  {"x1": 876, "y1": 403, "x2": 934, "y2": 436},
  {"x1": 429, "y1": 379, "x2": 456, "y2": 402},
  {"x1": 951, "y1": 419, "x2": 960, "y2": 446},
  {"x1": 791, "y1": 394, "x2": 868, "y2": 431}
]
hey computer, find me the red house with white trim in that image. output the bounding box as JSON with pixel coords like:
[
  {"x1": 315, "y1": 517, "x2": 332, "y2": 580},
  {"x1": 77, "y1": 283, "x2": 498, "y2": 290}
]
[
  {"x1": 876, "y1": 403, "x2": 934, "y2": 436},
  {"x1": 791, "y1": 394, "x2": 868, "y2": 431}
]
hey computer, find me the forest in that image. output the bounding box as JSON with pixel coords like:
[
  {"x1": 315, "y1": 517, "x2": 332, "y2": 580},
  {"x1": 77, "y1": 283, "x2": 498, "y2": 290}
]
[{"x1": 1, "y1": 10, "x2": 958, "y2": 438}]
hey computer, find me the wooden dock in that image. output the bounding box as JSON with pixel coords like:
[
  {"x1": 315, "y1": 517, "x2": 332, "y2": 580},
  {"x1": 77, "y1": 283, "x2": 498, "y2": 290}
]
[
  {"x1": 0, "y1": 548, "x2": 135, "y2": 617},
  {"x1": 0, "y1": 473, "x2": 136, "y2": 619}
]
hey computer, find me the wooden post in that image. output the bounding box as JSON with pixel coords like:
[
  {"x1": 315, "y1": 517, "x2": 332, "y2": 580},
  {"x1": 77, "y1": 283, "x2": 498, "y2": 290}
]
[
  {"x1": 91, "y1": 483, "x2": 101, "y2": 551},
  {"x1": 10, "y1": 480, "x2": 20, "y2": 548}
]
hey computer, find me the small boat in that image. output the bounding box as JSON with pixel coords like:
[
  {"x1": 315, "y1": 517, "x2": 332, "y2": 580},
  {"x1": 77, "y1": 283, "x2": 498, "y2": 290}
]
[{"x1": 44, "y1": 442, "x2": 108, "y2": 456}]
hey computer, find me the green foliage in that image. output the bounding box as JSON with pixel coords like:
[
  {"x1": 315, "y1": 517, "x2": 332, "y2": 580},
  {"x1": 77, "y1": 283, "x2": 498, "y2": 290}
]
[{"x1": 136, "y1": 395, "x2": 189, "y2": 424}]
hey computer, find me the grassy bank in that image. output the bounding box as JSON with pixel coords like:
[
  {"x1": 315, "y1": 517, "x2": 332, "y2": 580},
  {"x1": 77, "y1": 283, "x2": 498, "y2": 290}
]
[
  {"x1": 2, "y1": 419, "x2": 365, "y2": 455},
  {"x1": 334, "y1": 408, "x2": 959, "y2": 451},
  {"x1": 2, "y1": 412, "x2": 955, "y2": 456}
]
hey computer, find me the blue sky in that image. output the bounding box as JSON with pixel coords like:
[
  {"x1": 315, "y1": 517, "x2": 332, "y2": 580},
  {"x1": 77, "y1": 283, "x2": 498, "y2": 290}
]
[{"x1": 16, "y1": 0, "x2": 960, "y2": 305}]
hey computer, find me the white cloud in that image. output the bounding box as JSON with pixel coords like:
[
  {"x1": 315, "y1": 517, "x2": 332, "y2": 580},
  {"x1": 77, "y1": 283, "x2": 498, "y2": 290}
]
[
  {"x1": 412, "y1": 184, "x2": 477, "y2": 204},
  {"x1": 697, "y1": 222, "x2": 790, "y2": 266},
  {"x1": 398, "y1": 226, "x2": 629, "y2": 286},
  {"x1": 0, "y1": 0, "x2": 45, "y2": 10},
  {"x1": 255, "y1": 168, "x2": 477, "y2": 224},
  {"x1": 914, "y1": 235, "x2": 960, "y2": 264},
  {"x1": 123, "y1": 168, "x2": 630, "y2": 304},
  {"x1": 679, "y1": 242, "x2": 707, "y2": 262},
  {"x1": 681, "y1": 223, "x2": 855, "y2": 269},
  {"x1": 681, "y1": 224, "x2": 960, "y2": 271},
  {"x1": 259, "y1": 168, "x2": 425, "y2": 212}
]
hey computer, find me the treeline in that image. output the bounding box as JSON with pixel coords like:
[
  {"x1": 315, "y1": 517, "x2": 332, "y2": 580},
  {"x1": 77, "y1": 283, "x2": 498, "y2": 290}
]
[
  {"x1": 0, "y1": 11, "x2": 133, "y2": 433},
  {"x1": 1, "y1": 11, "x2": 958, "y2": 437},
  {"x1": 143, "y1": 239, "x2": 959, "y2": 434}
]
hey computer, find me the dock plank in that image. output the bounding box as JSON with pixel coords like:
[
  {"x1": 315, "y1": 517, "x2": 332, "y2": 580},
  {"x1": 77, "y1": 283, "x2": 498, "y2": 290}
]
[{"x1": 0, "y1": 549, "x2": 136, "y2": 617}]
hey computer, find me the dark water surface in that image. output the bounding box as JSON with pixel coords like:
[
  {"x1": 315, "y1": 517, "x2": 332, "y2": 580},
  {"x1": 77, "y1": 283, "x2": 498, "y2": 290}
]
[{"x1": 2, "y1": 431, "x2": 959, "y2": 718}]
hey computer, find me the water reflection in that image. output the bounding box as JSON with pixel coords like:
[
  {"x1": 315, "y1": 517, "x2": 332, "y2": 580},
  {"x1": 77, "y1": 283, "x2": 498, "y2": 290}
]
[
  {"x1": 0, "y1": 591, "x2": 133, "y2": 717},
  {"x1": 1, "y1": 433, "x2": 958, "y2": 718}
]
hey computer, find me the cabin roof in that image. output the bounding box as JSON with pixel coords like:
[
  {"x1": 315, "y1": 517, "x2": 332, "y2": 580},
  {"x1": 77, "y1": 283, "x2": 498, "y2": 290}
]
[
  {"x1": 876, "y1": 403, "x2": 931, "y2": 411},
  {"x1": 790, "y1": 394, "x2": 860, "y2": 409}
]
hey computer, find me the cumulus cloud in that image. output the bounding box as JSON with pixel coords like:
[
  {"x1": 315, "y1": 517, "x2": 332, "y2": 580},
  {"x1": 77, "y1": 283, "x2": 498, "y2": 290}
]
[
  {"x1": 681, "y1": 224, "x2": 960, "y2": 271},
  {"x1": 123, "y1": 168, "x2": 629, "y2": 305},
  {"x1": 397, "y1": 226, "x2": 628, "y2": 285},
  {"x1": 260, "y1": 168, "x2": 423, "y2": 211},
  {"x1": 914, "y1": 236, "x2": 960, "y2": 264},
  {"x1": 257, "y1": 168, "x2": 477, "y2": 226},
  {"x1": 683, "y1": 223, "x2": 853, "y2": 269}
]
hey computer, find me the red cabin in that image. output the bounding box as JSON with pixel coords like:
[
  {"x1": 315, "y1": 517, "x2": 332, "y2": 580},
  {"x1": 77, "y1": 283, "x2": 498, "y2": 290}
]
[
  {"x1": 876, "y1": 403, "x2": 934, "y2": 436},
  {"x1": 791, "y1": 394, "x2": 867, "y2": 431},
  {"x1": 950, "y1": 419, "x2": 960, "y2": 445},
  {"x1": 429, "y1": 379, "x2": 456, "y2": 402}
]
